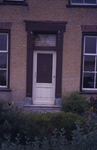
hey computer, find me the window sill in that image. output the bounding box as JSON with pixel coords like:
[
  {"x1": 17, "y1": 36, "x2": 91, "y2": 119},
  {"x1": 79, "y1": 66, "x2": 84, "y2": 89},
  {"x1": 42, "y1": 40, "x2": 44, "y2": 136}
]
[
  {"x1": 66, "y1": 4, "x2": 97, "y2": 8},
  {"x1": 80, "y1": 90, "x2": 97, "y2": 94},
  {"x1": 0, "y1": 2, "x2": 28, "y2": 6},
  {"x1": 0, "y1": 88, "x2": 12, "y2": 92}
]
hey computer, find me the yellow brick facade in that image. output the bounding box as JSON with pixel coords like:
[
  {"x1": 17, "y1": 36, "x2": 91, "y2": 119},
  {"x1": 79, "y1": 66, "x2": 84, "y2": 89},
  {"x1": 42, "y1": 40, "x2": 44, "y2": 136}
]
[{"x1": 0, "y1": 0, "x2": 97, "y2": 104}]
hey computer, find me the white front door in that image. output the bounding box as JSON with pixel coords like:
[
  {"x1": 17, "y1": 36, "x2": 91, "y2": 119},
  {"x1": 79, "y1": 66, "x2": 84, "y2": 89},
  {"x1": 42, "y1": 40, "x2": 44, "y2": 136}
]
[{"x1": 33, "y1": 51, "x2": 56, "y2": 105}]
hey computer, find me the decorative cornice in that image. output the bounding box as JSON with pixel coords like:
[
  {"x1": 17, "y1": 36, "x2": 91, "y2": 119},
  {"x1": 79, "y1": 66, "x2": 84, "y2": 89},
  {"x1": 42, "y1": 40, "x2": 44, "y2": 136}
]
[
  {"x1": 24, "y1": 20, "x2": 67, "y2": 32},
  {"x1": 81, "y1": 25, "x2": 97, "y2": 32},
  {"x1": 0, "y1": 22, "x2": 12, "y2": 29}
]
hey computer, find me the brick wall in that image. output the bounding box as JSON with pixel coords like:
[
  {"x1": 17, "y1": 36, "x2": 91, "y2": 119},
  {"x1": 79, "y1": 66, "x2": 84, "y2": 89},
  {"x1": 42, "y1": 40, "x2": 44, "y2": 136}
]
[{"x1": 0, "y1": 0, "x2": 97, "y2": 102}]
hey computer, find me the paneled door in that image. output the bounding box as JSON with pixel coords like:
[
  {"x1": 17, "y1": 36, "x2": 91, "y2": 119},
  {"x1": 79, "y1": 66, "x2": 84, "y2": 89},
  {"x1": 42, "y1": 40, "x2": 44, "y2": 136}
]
[{"x1": 33, "y1": 51, "x2": 56, "y2": 105}]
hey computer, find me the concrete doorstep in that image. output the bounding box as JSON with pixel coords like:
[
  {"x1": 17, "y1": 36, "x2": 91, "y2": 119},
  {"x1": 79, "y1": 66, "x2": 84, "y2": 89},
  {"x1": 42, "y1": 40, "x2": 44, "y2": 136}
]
[{"x1": 24, "y1": 104, "x2": 62, "y2": 113}]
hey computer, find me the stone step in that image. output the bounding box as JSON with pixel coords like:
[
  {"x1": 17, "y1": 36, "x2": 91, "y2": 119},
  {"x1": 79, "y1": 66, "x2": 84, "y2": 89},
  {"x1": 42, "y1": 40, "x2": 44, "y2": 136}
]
[{"x1": 24, "y1": 104, "x2": 62, "y2": 113}]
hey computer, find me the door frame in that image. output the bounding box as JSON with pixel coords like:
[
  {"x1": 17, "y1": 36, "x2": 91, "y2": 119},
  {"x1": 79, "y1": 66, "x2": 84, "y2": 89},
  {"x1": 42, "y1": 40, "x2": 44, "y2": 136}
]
[
  {"x1": 24, "y1": 21, "x2": 67, "y2": 105},
  {"x1": 32, "y1": 50, "x2": 56, "y2": 105}
]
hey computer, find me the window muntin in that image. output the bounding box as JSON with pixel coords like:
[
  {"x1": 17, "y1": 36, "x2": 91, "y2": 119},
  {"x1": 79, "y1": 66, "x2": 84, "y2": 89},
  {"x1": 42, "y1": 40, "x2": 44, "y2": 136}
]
[
  {"x1": 82, "y1": 36, "x2": 97, "y2": 90},
  {"x1": 0, "y1": 33, "x2": 8, "y2": 87},
  {"x1": 71, "y1": 0, "x2": 97, "y2": 5}
]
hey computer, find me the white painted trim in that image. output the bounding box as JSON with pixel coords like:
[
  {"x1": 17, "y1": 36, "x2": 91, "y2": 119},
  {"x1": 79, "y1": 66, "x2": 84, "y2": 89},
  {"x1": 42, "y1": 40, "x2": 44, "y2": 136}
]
[
  {"x1": 82, "y1": 36, "x2": 97, "y2": 90},
  {"x1": 3, "y1": 0, "x2": 24, "y2": 1},
  {"x1": 0, "y1": 33, "x2": 8, "y2": 87},
  {"x1": 32, "y1": 50, "x2": 56, "y2": 105},
  {"x1": 71, "y1": 0, "x2": 97, "y2": 5}
]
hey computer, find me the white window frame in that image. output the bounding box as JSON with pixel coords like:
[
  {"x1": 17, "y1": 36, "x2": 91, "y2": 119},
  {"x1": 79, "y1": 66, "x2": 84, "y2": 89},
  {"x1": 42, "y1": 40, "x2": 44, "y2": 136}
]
[
  {"x1": 0, "y1": 33, "x2": 8, "y2": 88},
  {"x1": 71, "y1": 0, "x2": 97, "y2": 5},
  {"x1": 0, "y1": 0, "x2": 25, "y2": 3},
  {"x1": 3, "y1": 0, "x2": 24, "y2": 1},
  {"x1": 82, "y1": 36, "x2": 97, "y2": 90}
]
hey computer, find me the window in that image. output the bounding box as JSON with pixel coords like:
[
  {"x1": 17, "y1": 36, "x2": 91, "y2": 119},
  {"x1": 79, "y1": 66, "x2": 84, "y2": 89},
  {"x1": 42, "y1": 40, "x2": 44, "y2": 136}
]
[
  {"x1": 3, "y1": 0, "x2": 24, "y2": 1},
  {"x1": 0, "y1": 0, "x2": 27, "y2": 5},
  {"x1": 0, "y1": 33, "x2": 9, "y2": 88},
  {"x1": 35, "y1": 34, "x2": 56, "y2": 47},
  {"x1": 82, "y1": 35, "x2": 97, "y2": 90},
  {"x1": 71, "y1": 0, "x2": 97, "y2": 5}
]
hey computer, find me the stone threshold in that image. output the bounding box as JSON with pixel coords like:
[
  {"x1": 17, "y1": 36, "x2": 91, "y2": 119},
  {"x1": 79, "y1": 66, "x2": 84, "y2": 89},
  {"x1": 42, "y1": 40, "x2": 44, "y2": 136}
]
[{"x1": 24, "y1": 104, "x2": 62, "y2": 113}]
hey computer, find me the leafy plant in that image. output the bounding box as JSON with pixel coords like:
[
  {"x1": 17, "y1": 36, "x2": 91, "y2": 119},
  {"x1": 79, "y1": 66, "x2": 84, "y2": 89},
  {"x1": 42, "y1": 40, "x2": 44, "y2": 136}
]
[
  {"x1": 62, "y1": 91, "x2": 88, "y2": 115},
  {"x1": 1, "y1": 121, "x2": 97, "y2": 150},
  {"x1": 0, "y1": 98, "x2": 87, "y2": 143},
  {"x1": 89, "y1": 96, "x2": 97, "y2": 111}
]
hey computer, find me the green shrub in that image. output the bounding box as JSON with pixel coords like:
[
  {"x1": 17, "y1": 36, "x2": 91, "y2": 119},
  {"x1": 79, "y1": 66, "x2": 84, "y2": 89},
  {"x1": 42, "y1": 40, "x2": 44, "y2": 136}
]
[
  {"x1": 89, "y1": 96, "x2": 97, "y2": 111},
  {"x1": 1, "y1": 121, "x2": 97, "y2": 150},
  {"x1": 29, "y1": 112, "x2": 86, "y2": 141},
  {"x1": 71, "y1": 121, "x2": 97, "y2": 150},
  {"x1": 62, "y1": 91, "x2": 88, "y2": 115},
  {"x1": 0, "y1": 98, "x2": 87, "y2": 143},
  {"x1": 1, "y1": 98, "x2": 97, "y2": 149}
]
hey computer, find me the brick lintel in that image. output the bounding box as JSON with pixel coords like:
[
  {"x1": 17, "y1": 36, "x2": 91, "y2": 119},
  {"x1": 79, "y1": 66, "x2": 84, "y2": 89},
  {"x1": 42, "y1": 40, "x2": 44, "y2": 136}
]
[
  {"x1": 0, "y1": 22, "x2": 12, "y2": 29},
  {"x1": 81, "y1": 25, "x2": 97, "y2": 32}
]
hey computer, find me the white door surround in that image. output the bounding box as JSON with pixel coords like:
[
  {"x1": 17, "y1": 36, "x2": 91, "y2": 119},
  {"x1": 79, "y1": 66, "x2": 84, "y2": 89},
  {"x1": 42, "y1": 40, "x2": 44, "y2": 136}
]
[{"x1": 32, "y1": 51, "x2": 56, "y2": 105}]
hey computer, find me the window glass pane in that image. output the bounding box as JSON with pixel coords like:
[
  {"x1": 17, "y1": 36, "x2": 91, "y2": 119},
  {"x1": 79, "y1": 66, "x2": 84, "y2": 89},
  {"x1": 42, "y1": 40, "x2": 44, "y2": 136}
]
[
  {"x1": 85, "y1": 37, "x2": 96, "y2": 53},
  {"x1": 0, "y1": 53, "x2": 7, "y2": 68},
  {"x1": 71, "y1": 0, "x2": 83, "y2": 3},
  {"x1": 35, "y1": 34, "x2": 56, "y2": 47},
  {"x1": 0, "y1": 34, "x2": 7, "y2": 51},
  {"x1": 84, "y1": 56, "x2": 95, "y2": 71},
  {"x1": 37, "y1": 54, "x2": 52, "y2": 83},
  {"x1": 85, "y1": 0, "x2": 96, "y2": 4},
  {"x1": 0, "y1": 70, "x2": 6, "y2": 86},
  {"x1": 83, "y1": 73, "x2": 94, "y2": 88}
]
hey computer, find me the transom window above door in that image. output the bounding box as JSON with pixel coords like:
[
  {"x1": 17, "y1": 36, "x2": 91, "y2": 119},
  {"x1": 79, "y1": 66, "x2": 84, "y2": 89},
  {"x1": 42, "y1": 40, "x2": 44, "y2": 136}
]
[
  {"x1": 71, "y1": 0, "x2": 97, "y2": 5},
  {"x1": 82, "y1": 36, "x2": 97, "y2": 90},
  {"x1": 34, "y1": 34, "x2": 56, "y2": 47}
]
